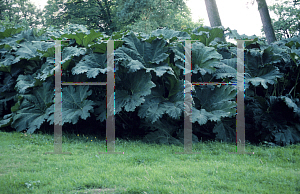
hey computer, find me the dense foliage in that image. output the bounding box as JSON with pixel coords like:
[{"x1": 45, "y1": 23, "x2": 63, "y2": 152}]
[{"x1": 0, "y1": 23, "x2": 299, "y2": 146}]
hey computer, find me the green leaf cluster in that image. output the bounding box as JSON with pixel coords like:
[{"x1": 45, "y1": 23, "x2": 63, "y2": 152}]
[{"x1": 0, "y1": 24, "x2": 299, "y2": 147}]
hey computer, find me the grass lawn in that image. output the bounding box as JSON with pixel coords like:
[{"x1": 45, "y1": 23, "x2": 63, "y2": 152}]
[{"x1": 0, "y1": 130, "x2": 299, "y2": 194}]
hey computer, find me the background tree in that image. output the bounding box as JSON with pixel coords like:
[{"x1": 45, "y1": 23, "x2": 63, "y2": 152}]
[
  {"x1": 267, "y1": 0, "x2": 300, "y2": 40},
  {"x1": 0, "y1": 0, "x2": 22, "y2": 28},
  {"x1": 0, "y1": 0, "x2": 45, "y2": 30},
  {"x1": 62, "y1": 0, "x2": 116, "y2": 32},
  {"x1": 247, "y1": 0, "x2": 278, "y2": 44},
  {"x1": 0, "y1": 0, "x2": 8, "y2": 20},
  {"x1": 256, "y1": 0, "x2": 277, "y2": 44},
  {"x1": 204, "y1": 0, "x2": 226, "y2": 42},
  {"x1": 1, "y1": 0, "x2": 204, "y2": 36},
  {"x1": 38, "y1": 0, "x2": 66, "y2": 29},
  {"x1": 39, "y1": 0, "x2": 120, "y2": 34},
  {"x1": 293, "y1": 0, "x2": 300, "y2": 6},
  {"x1": 38, "y1": 0, "x2": 204, "y2": 35},
  {"x1": 114, "y1": 0, "x2": 203, "y2": 34}
]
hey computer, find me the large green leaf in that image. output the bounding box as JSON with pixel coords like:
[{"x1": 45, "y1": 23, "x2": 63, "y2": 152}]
[
  {"x1": 10, "y1": 82, "x2": 54, "y2": 133},
  {"x1": 48, "y1": 85, "x2": 96, "y2": 125},
  {"x1": 61, "y1": 46, "x2": 87, "y2": 70},
  {"x1": 191, "y1": 42, "x2": 223, "y2": 75},
  {"x1": 244, "y1": 48, "x2": 284, "y2": 89},
  {"x1": 10, "y1": 81, "x2": 96, "y2": 133},
  {"x1": 34, "y1": 61, "x2": 56, "y2": 81},
  {"x1": 191, "y1": 108, "x2": 212, "y2": 126},
  {"x1": 114, "y1": 70, "x2": 155, "y2": 114},
  {"x1": 0, "y1": 113, "x2": 13, "y2": 128},
  {"x1": 281, "y1": 36, "x2": 300, "y2": 66},
  {"x1": 138, "y1": 79, "x2": 193, "y2": 124},
  {"x1": 191, "y1": 26, "x2": 225, "y2": 46},
  {"x1": 150, "y1": 27, "x2": 191, "y2": 43},
  {"x1": 0, "y1": 26, "x2": 23, "y2": 39},
  {"x1": 13, "y1": 40, "x2": 54, "y2": 60},
  {"x1": 1, "y1": 40, "x2": 54, "y2": 75},
  {"x1": 15, "y1": 63, "x2": 51, "y2": 94},
  {"x1": 215, "y1": 58, "x2": 237, "y2": 81},
  {"x1": 71, "y1": 52, "x2": 107, "y2": 78},
  {"x1": 61, "y1": 29, "x2": 103, "y2": 48},
  {"x1": 192, "y1": 85, "x2": 236, "y2": 125},
  {"x1": 0, "y1": 54, "x2": 16, "y2": 73},
  {"x1": 171, "y1": 41, "x2": 222, "y2": 76},
  {"x1": 114, "y1": 32, "x2": 173, "y2": 77},
  {"x1": 14, "y1": 74, "x2": 36, "y2": 94},
  {"x1": 93, "y1": 69, "x2": 156, "y2": 122},
  {"x1": 275, "y1": 125, "x2": 300, "y2": 145},
  {"x1": 281, "y1": 96, "x2": 300, "y2": 117}
]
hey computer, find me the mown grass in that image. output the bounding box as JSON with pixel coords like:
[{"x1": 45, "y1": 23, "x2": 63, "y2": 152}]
[{"x1": 0, "y1": 130, "x2": 299, "y2": 194}]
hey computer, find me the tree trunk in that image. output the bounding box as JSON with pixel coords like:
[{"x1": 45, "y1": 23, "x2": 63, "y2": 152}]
[
  {"x1": 256, "y1": 0, "x2": 277, "y2": 44},
  {"x1": 204, "y1": 0, "x2": 226, "y2": 42}
]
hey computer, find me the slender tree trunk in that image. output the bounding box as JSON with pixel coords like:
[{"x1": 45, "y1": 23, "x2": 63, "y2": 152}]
[
  {"x1": 256, "y1": 0, "x2": 276, "y2": 44},
  {"x1": 204, "y1": 0, "x2": 226, "y2": 42}
]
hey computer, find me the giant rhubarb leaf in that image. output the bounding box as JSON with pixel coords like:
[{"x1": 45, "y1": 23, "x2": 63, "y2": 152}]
[
  {"x1": 10, "y1": 82, "x2": 55, "y2": 133},
  {"x1": 60, "y1": 46, "x2": 87, "y2": 70},
  {"x1": 192, "y1": 85, "x2": 236, "y2": 125},
  {"x1": 191, "y1": 26, "x2": 225, "y2": 46},
  {"x1": 191, "y1": 42, "x2": 223, "y2": 75},
  {"x1": 94, "y1": 68, "x2": 156, "y2": 122},
  {"x1": 150, "y1": 27, "x2": 191, "y2": 43},
  {"x1": 47, "y1": 85, "x2": 96, "y2": 126},
  {"x1": 114, "y1": 32, "x2": 173, "y2": 77},
  {"x1": 71, "y1": 52, "x2": 107, "y2": 78},
  {"x1": 171, "y1": 41, "x2": 222, "y2": 77},
  {"x1": 138, "y1": 78, "x2": 193, "y2": 124},
  {"x1": 10, "y1": 81, "x2": 96, "y2": 133},
  {"x1": 113, "y1": 69, "x2": 155, "y2": 114},
  {"x1": 244, "y1": 48, "x2": 284, "y2": 89}
]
